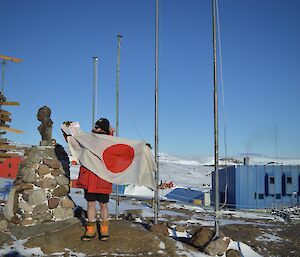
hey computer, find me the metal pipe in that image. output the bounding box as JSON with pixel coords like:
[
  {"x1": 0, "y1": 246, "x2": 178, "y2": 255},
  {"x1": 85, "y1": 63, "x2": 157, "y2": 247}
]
[
  {"x1": 154, "y1": 0, "x2": 159, "y2": 225},
  {"x1": 92, "y1": 57, "x2": 98, "y2": 128},
  {"x1": 212, "y1": 0, "x2": 220, "y2": 238},
  {"x1": 115, "y1": 35, "x2": 122, "y2": 219}
]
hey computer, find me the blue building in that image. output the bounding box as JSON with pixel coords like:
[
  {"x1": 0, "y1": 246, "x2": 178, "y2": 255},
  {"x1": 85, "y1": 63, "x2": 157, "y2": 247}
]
[{"x1": 213, "y1": 165, "x2": 300, "y2": 209}]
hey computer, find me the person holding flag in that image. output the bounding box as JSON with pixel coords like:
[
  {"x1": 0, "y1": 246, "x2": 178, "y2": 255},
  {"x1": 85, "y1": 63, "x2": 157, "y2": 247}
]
[
  {"x1": 61, "y1": 118, "x2": 114, "y2": 241},
  {"x1": 62, "y1": 118, "x2": 156, "y2": 242}
]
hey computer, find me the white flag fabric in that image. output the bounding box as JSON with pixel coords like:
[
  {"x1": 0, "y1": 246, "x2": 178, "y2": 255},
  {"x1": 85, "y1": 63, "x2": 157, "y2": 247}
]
[{"x1": 68, "y1": 132, "x2": 156, "y2": 189}]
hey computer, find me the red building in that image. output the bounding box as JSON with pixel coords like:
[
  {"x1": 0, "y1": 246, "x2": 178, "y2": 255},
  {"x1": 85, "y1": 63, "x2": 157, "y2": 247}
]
[{"x1": 0, "y1": 157, "x2": 22, "y2": 179}]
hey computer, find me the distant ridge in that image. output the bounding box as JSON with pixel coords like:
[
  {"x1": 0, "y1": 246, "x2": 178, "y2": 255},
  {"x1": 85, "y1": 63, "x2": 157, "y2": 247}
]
[{"x1": 237, "y1": 152, "x2": 267, "y2": 158}]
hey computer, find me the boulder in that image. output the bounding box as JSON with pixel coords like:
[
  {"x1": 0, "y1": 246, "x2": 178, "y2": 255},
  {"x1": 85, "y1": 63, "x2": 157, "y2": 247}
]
[
  {"x1": 150, "y1": 223, "x2": 169, "y2": 236},
  {"x1": 226, "y1": 249, "x2": 242, "y2": 257},
  {"x1": 28, "y1": 189, "x2": 47, "y2": 205},
  {"x1": 33, "y1": 203, "x2": 48, "y2": 215},
  {"x1": 48, "y1": 198, "x2": 60, "y2": 209},
  {"x1": 51, "y1": 168, "x2": 63, "y2": 176},
  {"x1": 22, "y1": 168, "x2": 37, "y2": 183},
  {"x1": 37, "y1": 178, "x2": 57, "y2": 189},
  {"x1": 189, "y1": 227, "x2": 214, "y2": 249},
  {"x1": 0, "y1": 219, "x2": 9, "y2": 231},
  {"x1": 52, "y1": 186, "x2": 68, "y2": 197},
  {"x1": 55, "y1": 175, "x2": 69, "y2": 186},
  {"x1": 60, "y1": 197, "x2": 75, "y2": 209},
  {"x1": 53, "y1": 207, "x2": 73, "y2": 220},
  {"x1": 43, "y1": 158, "x2": 61, "y2": 169},
  {"x1": 21, "y1": 218, "x2": 35, "y2": 226},
  {"x1": 37, "y1": 164, "x2": 51, "y2": 177},
  {"x1": 35, "y1": 212, "x2": 53, "y2": 223},
  {"x1": 18, "y1": 201, "x2": 33, "y2": 213},
  {"x1": 15, "y1": 183, "x2": 34, "y2": 192},
  {"x1": 204, "y1": 236, "x2": 231, "y2": 256}
]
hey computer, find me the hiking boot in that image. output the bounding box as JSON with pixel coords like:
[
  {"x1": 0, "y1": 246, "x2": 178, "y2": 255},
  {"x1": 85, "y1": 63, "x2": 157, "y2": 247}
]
[
  {"x1": 100, "y1": 220, "x2": 109, "y2": 241},
  {"x1": 81, "y1": 221, "x2": 96, "y2": 241}
]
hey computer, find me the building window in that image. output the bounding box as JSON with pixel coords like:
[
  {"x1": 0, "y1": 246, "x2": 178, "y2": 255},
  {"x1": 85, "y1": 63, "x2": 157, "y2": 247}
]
[
  {"x1": 258, "y1": 194, "x2": 264, "y2": 199},
  {"x1": 8, "y1": 163, "x2": 12, "y2": 169},
  {"x1": 254, "y1": 192, "x2": 257, "y2": 199},
  {"x1": 287, "y1": 177, "x2": 292, "y2": 184},
  {"x1": 276, "y1": 194, "x2": 281, "y2": 199},
  {"x1": 269, "y1": 177, "x2": 275, "y2": 184}
]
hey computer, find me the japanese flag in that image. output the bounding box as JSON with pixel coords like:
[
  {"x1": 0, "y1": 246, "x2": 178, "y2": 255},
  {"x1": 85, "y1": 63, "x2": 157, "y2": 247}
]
[{"x1": 68, "y1": 132, "x2": 156, "y2": 189}]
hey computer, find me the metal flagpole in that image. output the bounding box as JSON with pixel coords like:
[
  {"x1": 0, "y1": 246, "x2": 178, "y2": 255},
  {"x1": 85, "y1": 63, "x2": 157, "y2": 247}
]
[
  {"x1": 212, "y1": 0, "x2": 220, "y2": 238},
  {"x1": 92, "y1": 57, "x2": 98, "y2": 129},
  {"x1": 154, "y1": 0, "x2": 159, "y2": 225},
  {"x1": 115, "y1": 35, "x2": 122, "y2": 219}
]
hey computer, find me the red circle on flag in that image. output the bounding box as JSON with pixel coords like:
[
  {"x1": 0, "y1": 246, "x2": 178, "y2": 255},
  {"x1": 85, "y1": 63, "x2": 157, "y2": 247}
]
[{"x1": 103, "y1": 144, "x2": 134, "y2": 173}]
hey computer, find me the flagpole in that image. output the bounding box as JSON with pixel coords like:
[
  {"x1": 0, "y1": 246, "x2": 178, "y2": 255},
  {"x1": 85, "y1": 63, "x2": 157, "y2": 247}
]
[
  {"x1": 212, "y1": 0, "x2": 220, "y2": 238},
  {"x1": 115, "y1": 35, "x2": 122, "y2": 219},
  {"x1": 92, "y1": 57, "x2": 98, "y2": 129},
  {"x1": 154, "y1": 0, "x2": 159, "y2": 225}
]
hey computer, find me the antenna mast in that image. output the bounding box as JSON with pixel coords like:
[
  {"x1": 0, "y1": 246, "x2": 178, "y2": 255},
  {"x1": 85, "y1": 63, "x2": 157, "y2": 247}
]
[
  {"x1": 92, "y1": 57, "x2": 98, "y2": 128},
  {"x1": 154, "y1": 0, "x2": 159, "y2": 225},
  {"x1": 212, "y1": 0, "x2": 220, "y2": 238},
  {"x1": 115, "y1": 35, "x2": 122, "y2": 219}
]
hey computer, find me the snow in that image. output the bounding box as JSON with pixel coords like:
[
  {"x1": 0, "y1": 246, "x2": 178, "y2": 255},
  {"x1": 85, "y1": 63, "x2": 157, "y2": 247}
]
[
  {"x1": 0, "y1": 238, "x2": 46, "y2": 257},
  {"x1": 228, "y1": 240, "x2": 262, "y2": 257},
  {"x1": 256, "y1": 233, "x2": 283, "y2": 242}
]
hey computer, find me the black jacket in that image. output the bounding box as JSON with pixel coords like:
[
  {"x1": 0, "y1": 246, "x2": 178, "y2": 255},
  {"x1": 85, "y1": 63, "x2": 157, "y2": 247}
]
[{"x1": 54, "y1": 144, "x2": 70, "y2": 179}]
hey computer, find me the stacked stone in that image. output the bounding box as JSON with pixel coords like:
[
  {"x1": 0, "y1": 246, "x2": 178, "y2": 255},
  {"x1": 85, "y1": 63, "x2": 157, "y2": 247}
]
[{"x1": 9, "y1": 146, "x2": 74, "y2": 226}]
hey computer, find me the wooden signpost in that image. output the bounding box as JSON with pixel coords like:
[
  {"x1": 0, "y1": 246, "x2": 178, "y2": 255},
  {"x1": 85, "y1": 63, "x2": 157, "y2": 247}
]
[
  {"x1": 0, "y1": 54, "x2": 23, "y2": 162},
  {"x1": 0, "y1": 99, "x2": 23, "y2": 162}
]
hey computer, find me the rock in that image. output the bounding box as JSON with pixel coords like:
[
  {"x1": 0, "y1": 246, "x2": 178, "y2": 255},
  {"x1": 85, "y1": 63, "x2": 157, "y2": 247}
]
[
  {"x1": 3, "y1": 188, "x2": 16, "y2": 221},
  {"x1": 55, "y1": 175, "x2": 69, "y2": 186},
  {"x1": 176, "y1": 225, "x2": 187, "y2": 233},
  {"x1": 0, "y1": 219, "x2": 9, "y2": 231},
  {"x1": 13, "y1": 178, "x2": 23, "y2": 186},
  {"x1": 53, "y1": 207, "x2": 73, "y2": 220},
  {"x1": 35, "y1": 212, "x2": 53, "y2": 223},
  {"x1": 60, "y1": 197, "x2": 75, "y2": 209},
  {"x1": 43, "y1": 158, "x2": 61, "y2": 169},
  {"x1": 204, "y1": 236, "x2": 231, "y2": 256},
  {"x1": 226, "y1": 249, "x2": 242, "y2": 257},
  {"x1": 30, "y1": 156, "x2": 42, "y2": 164},
  {"x1": 26, "y1": 163, "x2": 39, "y2": 170},
  {"x1": 189, "y1": 227, "x2": 214, "y2": 249},
  {"x1": 18, "y1": 201, "x2": 33, "y2": 213},
  {"x1": 48, "y1": 198, "x2": 60, "y2": 209},
  {"x1": 125, "y1": 210, "x2": 142, "y2": 220},
  {"x1": 37, "y1": 164, "x2": 51, "y2": 177},
  {"x1": 10, "y1": 216, "x2": 21, "y2": 224},
  {"x1": 33, "y1": 203, "x2": 48, "y2": 215},
  {"x1": 21, "y1": 218, "x2": 35, "y2": 226},
  {"x1": 22, "y1": 168, "x2": 38, "y2": 183},
  {"x1": 51, "y1": 168, "x2": 63, "y2": 176},
  {"x1": 15, "y1": 183, "x2": 34, "y2": 192},
  {"x1": 52, "y1": 186, "x2": 68, "y2": 197},
  {"x1": 38, "y1": 178, "x2": 57, "y2": 189},
  {"x1": 150, "y1": 223, "x2": 169, "y2": 236},
  {"x1": 22, "y1": 190, "x2": 31, "y2": 202},
  {"x1": 28, "y1": 189, "x2": 47, "y2": 205}
]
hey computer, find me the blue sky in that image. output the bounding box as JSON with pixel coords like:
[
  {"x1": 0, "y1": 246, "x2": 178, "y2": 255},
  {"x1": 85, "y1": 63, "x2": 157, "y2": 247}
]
[{"x1": 1, "y1": 0, "x2": 300, "y2": 158}]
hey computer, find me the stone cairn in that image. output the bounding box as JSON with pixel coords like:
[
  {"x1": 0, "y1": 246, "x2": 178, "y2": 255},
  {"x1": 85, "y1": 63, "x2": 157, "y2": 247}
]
[{"x1": 3, "y1": 146, "x2": 74, "y2": 226}]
